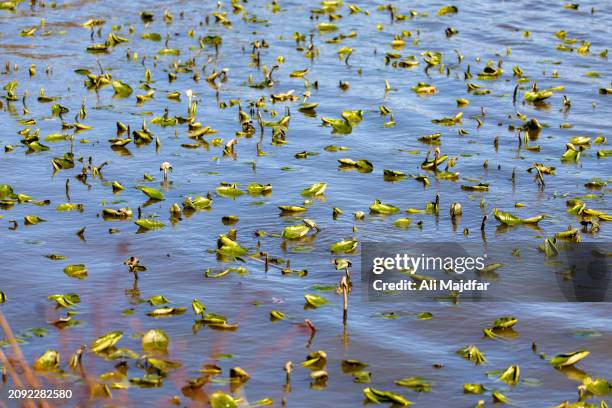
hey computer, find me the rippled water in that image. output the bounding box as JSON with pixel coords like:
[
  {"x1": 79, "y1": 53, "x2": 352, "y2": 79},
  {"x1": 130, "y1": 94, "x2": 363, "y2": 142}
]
[{"x1": 0, "y1": 0, "x2": 611, "y2": 406}]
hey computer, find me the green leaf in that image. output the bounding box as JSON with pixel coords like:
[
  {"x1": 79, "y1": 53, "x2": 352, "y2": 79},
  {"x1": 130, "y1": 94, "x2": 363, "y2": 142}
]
[
  {"x1": 142, "y1": 329, "x2": 169, "y2": 352},
  {"x1": 301, "y1": 182, "x2": 327, "y2": 197},
  {"x1": 191, "y1": 299, "x2": 206, "y2": 316},
  {"x1": 91, "y1": 331, "x2": 123, "y2": 353},
  {"x1": 412, "y1": 82, "x2": 438, "y2": 94},
  {"x1": 0, "y1": 184, "x2": 15, "y2": 199},
  {"x1": 330, "y1": 239, "x2": 358, "y2": 253},
  {"x1": 270, "y1": 310, "x2": 286, "y2": 321},
  {"x1": 492, "y1": 391, "x2": 508, "y2": 403},
  {"x1": 102, "y1": 208, "x2": 133, "y2": 218},
  {"x1": 251, "y1": 398, "x2": 274, "y2": 407},
  {"x1": 492, "y1": 316, "x2": 517, "y2": 329},
  {"x1": 457, "y1": 345, "x2": 486, "y2": 364},
  {"x1": 582, "y1": 377, "x2": 612, "y2": 396},
  {"x1": 33, "y1": 350, "x2": 60, "y2": 371},
  {"x1": 493, "y1": 208, "x2": 544, "y2": 225},
  {"x1": 24, "y1": 215, "x2": 46, "y2": 225},
  {"x1": 217, "y1": 234, "x2": 247, "y2": 257},
  {"x1": 341, "y1": 359, "x2": 369, "y2": 373},
  {"x1": 304, "y1": 294, "x2": 328, "y2": 308},
  {"x1": 48, "y1": 293, "x2": 80, "y2": 308},
  {"x1": 45, "y1": 133, "x2": 70, "y2": 142},
  {"x1": 136, "y1": 186, "x2": 164, "y2": 200},
  {"x1": 394, "y1": 218, "x2": 412, "y2": 228},
  {"x1": 353, "y1": 371, "x2": 371, "y2": 383},
  {"x1": 550, "y1": 350, "x2": 590, "y2": 367},
  {"x1": 229, "y1": 366, "x2": 250, "y2": 383},
  {"x1": 561, "y1": 143, "x2": 580, "y2": 161},
  {"x1": 463, "y1": 383, "x2": 485, "y2": 394},
  {"x1": 278, "y1": 205, "x2": 306, "y2": 213},
  {"x1": 362, "y1": 387, "x2": 412, "y2": 405},
  {"x1": 142, "y1": 32, "x2": 162, "y2": 41},
  {"x1": 370, "y1": 199, "x2": 399, "y2": 215},
  {"x1": 499, "y1": 365, "x2": 520, "y2": 385},
  {"x1": 437, "y1": 5, "x2": 458, "y2": 16},
  {"x1": 338, "y1": 158, "x2": 373, "y2": 172},
  {"x1": 129, "y1": 374, "x2": 163, "y2": 387},
  {"x1": 210, "y1": 391, "x2": 237, "y2": 408},
  {"x1": 63, "y1": 264, "x2": 88, "y2": 279},
  {"x1": 282, "y1": 224, "x2": 311, "y2": 239},
  {"x1": 147, "y1": 307, "x2": 186, "y2": 317},
  {"x1": 183, "y1": 196, "x2": 212, "y2": 210},
  {"x1": 395, "y1": 377, "x2": 431, "y2": 392},
  {"x1": 247, "y1": 183, "x2": 272, "y2": 195},
  {"x1": 216, "y1": 183, "x2": 244, "y2": 198},
  {"x1": 317, "y1": 22, "x2": 338, "y2": 32},
  {"x1": 148, "y1": 295, "x2": 170, "y2": 306},
  {"x1": 112, "y1": 80, "x2": 133, "y2": 97},
  {"x1": 135, "y1": 219, "x2": 165, "y2": 230}
]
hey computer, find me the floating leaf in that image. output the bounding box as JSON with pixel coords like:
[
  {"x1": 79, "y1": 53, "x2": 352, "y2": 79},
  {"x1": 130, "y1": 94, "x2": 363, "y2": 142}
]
[
  {"x1": 63, "y1": 264, "x2": 88, "y2": 279},
  {"x1": 229, "y1": 367, "x2": 250, "y2": 383},
  {"x1": 370, "y1": 200, "x2": 399, "y2": 215},
  {"x1": 417, "y1": 312, "x2": 433, "y2": 320},
  {"x1": 91, "y1": 331, "x2": 123, "y2": 353},
  {"x1": 582, "y1": 377, "x2": 612, "y2": 396},
  {"x1": 499, "y1": 365, "x2": 520, "y2": 385},
  {"x1": 210, "y1": 391, "x2": 238, "y2": 408},
  {"x1": 24, "y1": 215, "x2": 46, "y2": 225},
  {"x1": 183, "y1": 196, "x2": 212, "y2": 210},
  {"x1": 330, "y1": 239, "x2": 358, "y2": 253},
  {"x1": 362, "y1": 388, "x2": 412, "y2": 406},
  {"x1": 304, "y1": 294, "x2": 328, "y2": 308},
  {"x1": 493, "y1": 208, "x2": 543, "y2": 225},
  {"x1": 282, "y1": 224, "x2": 311, "y2": 239},
  {"x1": 247, "y1": 183, "x2": 272, "y2": 195},
  {"x1": 492, "y1": 392, "x2": 508, "y2": 403},
  {"x1": 142, "y1": 329, "x2": 169, "y2": 352},
  {"x1": 457, "y1": 345, "x2": 486, "y2": 364},
  {"x1": 48, "y1": 293, "x2": 80, "y2": 308},
  {"x1": 550, "y1": 350, "x2": 590, "y2": 367},
  {"x1": 317, "y1": 22, "x2": 338, "y2": 32},
  {"x1": 301, "y1": 182, "x2": 327, "y2": 197},
  {"x1": 492, "y1": 316, "x2": 518, "y2": 329},
  {"x1": 217, "y1": 234, "x2": 247, "y2": 257},
  {"x1": 142, "y1": 32, "x2": 162, "y2": 41},
  {"x1": 102, "y1": 208, "x2": 132, "y2": 219},
  {"x1": 341, "y1": 360, "x2": 369, "y2": 373},
  {"x1": 110, "y1": 80, "x2": 133, "y2": 97},
  {"x1": 147, "y1": 307, "x2": 186, "y2": 317},
  {"x1": 394, "y1": 218, "x2": 412, "y2": 228},
  {"x1": 136, "y1": 186, "x2": 164, "y2": 200},
  {"x1": 437, "y1": 5, "x2": 458, "y2": 16},
  {"x1": 463, "y1": 383, "x2": 485, "y2": 394},
  {"x1": 270, "y1": 310, "x2": 286, "y2": 321},
  {"x1": 395, "y1": 377, "x2": 432, "y2": 392},
  {"x1": 192, "y1": 299, "x2": 206, "y2": 316},
  {"x1": 135, "y1": 219, "x2": 165, "y2": 230},
  {"x1": 33, "y1": 350, "x2": 60, "y2": 371},
  {"x1": 216, "y1": 183, "x2": 244, "y2": 198},
  {"x1": 561, "y1": 143, "x2": 581, "y2": 162},
  {"x1": 148, "y1": 295, "x2": 170, "y2": 306},
  {"x1": 279, "y1": 205, "x2": 306, "y2": 213}
]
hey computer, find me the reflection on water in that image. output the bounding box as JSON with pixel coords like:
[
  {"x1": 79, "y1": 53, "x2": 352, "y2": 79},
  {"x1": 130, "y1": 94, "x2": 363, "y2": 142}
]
[{"x1": 0, "y1": 0, "x2": 611, "y2": 406}]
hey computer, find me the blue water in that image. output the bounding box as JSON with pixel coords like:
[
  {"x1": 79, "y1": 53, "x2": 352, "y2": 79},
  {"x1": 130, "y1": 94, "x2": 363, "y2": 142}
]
[{"x1": 0, "y1": 0, "x2": 611, "y2": 406}]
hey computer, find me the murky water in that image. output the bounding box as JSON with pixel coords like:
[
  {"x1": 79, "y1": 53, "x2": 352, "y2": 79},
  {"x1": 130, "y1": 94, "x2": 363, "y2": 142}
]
[{"x1": 0, "y1": 0, "x2": 611, "y2": 406}]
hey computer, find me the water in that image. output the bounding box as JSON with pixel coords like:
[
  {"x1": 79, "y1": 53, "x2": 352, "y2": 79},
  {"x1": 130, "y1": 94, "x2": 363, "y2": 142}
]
[{"x1": 0, "y1": 0, "x2": 611, "y2": 406}]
